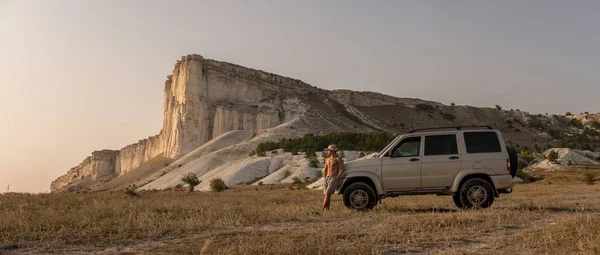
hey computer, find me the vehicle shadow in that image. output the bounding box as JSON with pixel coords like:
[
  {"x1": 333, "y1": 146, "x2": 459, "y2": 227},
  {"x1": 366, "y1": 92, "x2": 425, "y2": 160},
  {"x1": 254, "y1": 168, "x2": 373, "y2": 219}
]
[{"x1": 379, "y1": 207, "x2": 459, "y2": 214}]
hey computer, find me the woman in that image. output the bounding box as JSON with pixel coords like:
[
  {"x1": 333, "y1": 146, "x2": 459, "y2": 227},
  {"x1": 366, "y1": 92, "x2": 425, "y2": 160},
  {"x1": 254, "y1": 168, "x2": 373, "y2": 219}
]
[{"x1": 322, "y1": 144, "x2": 344, "y2": 211}]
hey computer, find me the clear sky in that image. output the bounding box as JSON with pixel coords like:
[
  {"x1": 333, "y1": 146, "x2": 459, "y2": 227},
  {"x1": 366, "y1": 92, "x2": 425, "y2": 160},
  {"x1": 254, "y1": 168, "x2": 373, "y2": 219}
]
[{"x1": 1, "y1": 0, "x2": 599, "y2": 193}]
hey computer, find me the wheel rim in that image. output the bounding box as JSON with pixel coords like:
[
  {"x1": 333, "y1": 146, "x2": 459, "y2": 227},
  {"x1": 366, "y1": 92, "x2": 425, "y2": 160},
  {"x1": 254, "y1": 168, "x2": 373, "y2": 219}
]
[
  {"x1": 467, "y1": 185, "x2": 487, "y2": 205},
  {"x1": 349, "y1": 189, "x2": 369, "y2": 209}
]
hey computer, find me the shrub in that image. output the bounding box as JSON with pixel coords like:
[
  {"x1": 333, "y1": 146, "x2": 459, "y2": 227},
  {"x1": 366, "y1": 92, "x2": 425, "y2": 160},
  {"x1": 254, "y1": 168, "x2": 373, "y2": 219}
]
[
  {"x1": 257, "y1": 181, "x2": 264, "y2": 186},
  {"x1": 291, "y1": 177, "x2": 302, "y2": 185},
  {"x1": 416, "y1": 104, "x2": 435, "y2": 112},
  {"x1": 257, "y1": 150, "x2": 266, "y2": 157},
  {"x1": 591, "y1": 121, "x2": 600, "y2": 129},
  {"x1": 548, "y1": 150, "x2": 559, "y2": 163},
  {"x1": 308, "y1": 156, "x2": 319, "y2": 168},
  {"x1": 181, "y1": 173, "x2": 201, "y2": 192},
  {"x1": 450, "y1": 103, "x2": 455, "y2": 107},
  {"x1": 338, "y1": 150, "x2": 345, "y2": 158},
  {"x1": 566, "y1": 112, "x2": 572, "y2": 116},
  {"x1": 495, "y1": 105, "x2": 502, "y2": 110},
  {"x1": 210, "y1": 178, "x2": 228, "y2": 192},
  {"x1": 359, "y1": 151, "x2": 366, "y2": 158},
  {"x1": 584, "y1": 172, "x2": 596, "y2": 185},
  {"x1": 248, "y1": 150, "x2": 256, "y2": 157},
  {"x1": 568, "y1": 119, "x2": 584, "y2": 129},
  {"x1": 124, "y1": 185, "x2": 138, "y2": 197},
  {"x1": 283, "y1": 171, "x2": 292, "y2": 178},
  {"x1": 291, "y1": 149, "x2": 298, "y2": 155}
]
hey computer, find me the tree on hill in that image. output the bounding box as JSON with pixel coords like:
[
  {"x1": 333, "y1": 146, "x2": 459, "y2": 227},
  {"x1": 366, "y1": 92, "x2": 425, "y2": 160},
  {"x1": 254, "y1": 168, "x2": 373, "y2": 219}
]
[{"x1": 181, "y1": 173, "x2": 201, "y2": 192}]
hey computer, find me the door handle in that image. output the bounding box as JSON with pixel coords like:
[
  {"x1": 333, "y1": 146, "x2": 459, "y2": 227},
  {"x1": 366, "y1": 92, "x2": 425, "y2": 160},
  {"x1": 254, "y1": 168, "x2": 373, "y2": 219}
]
[
  {"x1": 409, "y1": 158, "x2": 419, "y2": 162},
  {"x1": 449, "y1": 156, "x2": 459, "y2": 160}
]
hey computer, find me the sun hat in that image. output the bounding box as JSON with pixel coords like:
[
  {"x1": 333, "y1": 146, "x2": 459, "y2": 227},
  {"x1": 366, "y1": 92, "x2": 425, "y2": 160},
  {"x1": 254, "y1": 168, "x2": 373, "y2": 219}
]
[{"x1": 325, "y1": 144, "x2": 338, "y2": 151}]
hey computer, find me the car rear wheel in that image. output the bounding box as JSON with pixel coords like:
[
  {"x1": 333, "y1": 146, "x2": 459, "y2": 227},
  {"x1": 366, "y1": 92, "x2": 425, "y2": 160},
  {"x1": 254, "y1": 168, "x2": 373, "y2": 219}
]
[
  {"x1": 342, "y1": 182, "x2": 377, "y2": 211},
  {"x1": 455, "y1": 178, "x2": 494, "y2": 209}
]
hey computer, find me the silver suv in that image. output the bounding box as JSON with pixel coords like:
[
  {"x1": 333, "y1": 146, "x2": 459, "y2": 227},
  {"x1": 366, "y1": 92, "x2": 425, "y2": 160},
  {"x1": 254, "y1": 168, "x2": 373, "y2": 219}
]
[{"x1": 339, "y1": 126, "x2": 517, "y2": 210}]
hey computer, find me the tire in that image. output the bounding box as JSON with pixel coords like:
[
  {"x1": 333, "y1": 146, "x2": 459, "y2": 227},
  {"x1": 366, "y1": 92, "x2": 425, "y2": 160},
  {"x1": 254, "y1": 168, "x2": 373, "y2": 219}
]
[
  {"x1": 506, "y1": 146, "x2": 518, "y2": 177},
  {"x1": 452, "y1": 192, "x2": 463, "y2": 208},
  {"x1": 455, "y1": 178, "x2": 494, "y2": 209},
  {"x1": 342, "y1": 182, "x2": 377, "y2": 211}
]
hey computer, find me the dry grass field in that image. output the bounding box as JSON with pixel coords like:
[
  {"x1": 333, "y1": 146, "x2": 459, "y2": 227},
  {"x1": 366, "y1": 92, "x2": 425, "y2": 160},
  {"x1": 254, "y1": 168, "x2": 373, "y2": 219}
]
[{"x1": 2, "y1": 168, "x2": 600, "y2": 255}]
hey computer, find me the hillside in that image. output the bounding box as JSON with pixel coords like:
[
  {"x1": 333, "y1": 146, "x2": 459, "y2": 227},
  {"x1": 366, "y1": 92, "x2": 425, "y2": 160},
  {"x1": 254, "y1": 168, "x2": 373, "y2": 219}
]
[{"x1": 51, "y1": 54, "x2": 600, "y2": 192}]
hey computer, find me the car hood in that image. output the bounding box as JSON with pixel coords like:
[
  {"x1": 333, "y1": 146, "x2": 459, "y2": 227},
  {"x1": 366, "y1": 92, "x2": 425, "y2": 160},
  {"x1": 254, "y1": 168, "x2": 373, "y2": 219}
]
[{"x1": 343, "y1": 157, "x2": 381, "y2": 173}]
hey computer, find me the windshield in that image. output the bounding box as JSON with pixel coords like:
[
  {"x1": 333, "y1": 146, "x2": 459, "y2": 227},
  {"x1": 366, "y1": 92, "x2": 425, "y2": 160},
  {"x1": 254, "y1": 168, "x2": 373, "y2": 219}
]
[{"x1": 377, "y1": 135, "x2": 402, "y2": 157}]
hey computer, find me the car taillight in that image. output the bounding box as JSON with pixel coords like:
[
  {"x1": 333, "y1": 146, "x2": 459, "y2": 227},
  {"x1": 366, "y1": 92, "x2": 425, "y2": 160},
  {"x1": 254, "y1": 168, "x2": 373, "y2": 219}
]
[{"x1": 507, "y1": 159, "x2": 511, "y2": 172}]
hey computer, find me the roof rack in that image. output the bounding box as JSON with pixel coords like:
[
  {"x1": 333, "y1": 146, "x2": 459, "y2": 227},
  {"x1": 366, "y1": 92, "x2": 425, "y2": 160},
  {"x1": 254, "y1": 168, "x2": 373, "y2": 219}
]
[{"x1": 407, "y1": 125, "x2": 493, "y2": 133}]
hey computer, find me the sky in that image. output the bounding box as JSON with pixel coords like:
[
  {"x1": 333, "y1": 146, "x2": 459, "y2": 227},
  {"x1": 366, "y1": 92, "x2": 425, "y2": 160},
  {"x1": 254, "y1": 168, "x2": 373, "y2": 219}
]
[{"x1": 1, "y1": 0, "x2": 599, "y2": 193}]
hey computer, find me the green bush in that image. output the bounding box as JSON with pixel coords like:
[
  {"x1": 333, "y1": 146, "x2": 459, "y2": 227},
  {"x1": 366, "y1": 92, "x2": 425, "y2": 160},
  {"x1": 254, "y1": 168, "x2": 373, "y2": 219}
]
[
  {"x1": 548, "y1": 150, "x2": 559, "y2": 163},
  {"x1": 291, "y1": 149, "x2": 298, "y2": 155},
  {"x1": 568, "y1": 119, "x2": 584, "y2": 129},
  {"x1": 359, "y1": 151, "x2": 366, "y2": 158},
  {"x1": 291, "y1": 177, "x2": 302, "y2": 185},
  {"x1": 210, "y1": 178, "x2": 228, "y2": 192},
  {"x1": 584, "y1": 172, "x2": 596, "y2": 185},
  {"x1": 181, "y1": 173, "x2": 201, "y2": 192},
  {"x1": 124, "y1": 185, "x2": 138, "y2": 197},
  {"x1": 338, "y1": 150, "x2": 345, "y2": 158}
]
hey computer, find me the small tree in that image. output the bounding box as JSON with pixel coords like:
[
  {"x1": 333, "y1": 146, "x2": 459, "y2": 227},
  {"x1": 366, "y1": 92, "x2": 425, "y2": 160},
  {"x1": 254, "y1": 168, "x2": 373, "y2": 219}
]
[
  {"x1": 210, "y1": 178, "x2": 228, "y2": 192},
  {"x1": 566, "y1": 112, "x2": 572, "y2": 116},
  {"x1": 181, "y1": 173, "x2": 201, "y2": 192},
  {"x1": 548, "y1": 150, "x2": 559, "y2": 163}
]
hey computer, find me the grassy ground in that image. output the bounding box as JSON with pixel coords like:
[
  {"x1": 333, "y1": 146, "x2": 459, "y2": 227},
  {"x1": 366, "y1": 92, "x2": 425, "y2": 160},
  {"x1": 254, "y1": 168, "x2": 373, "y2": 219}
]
[{"x1": 2, "y1": 168, "x2": 600, "y2": 255}]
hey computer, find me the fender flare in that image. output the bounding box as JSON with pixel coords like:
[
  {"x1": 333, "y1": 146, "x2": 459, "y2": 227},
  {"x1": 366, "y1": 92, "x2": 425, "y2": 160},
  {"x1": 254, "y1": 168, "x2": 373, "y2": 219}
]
[
  {"x1": 450, "y1": 169, "x2": 497, "y2": 193},
  {"x1": 339, "y1": 171, "x2": 384, "y2": 195}
]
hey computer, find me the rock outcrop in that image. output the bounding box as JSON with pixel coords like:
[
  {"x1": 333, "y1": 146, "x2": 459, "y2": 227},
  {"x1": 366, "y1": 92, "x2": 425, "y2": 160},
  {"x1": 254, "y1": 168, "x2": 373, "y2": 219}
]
[{"x1": 51, "y1": 54, "x2": 316, "y2": 191}]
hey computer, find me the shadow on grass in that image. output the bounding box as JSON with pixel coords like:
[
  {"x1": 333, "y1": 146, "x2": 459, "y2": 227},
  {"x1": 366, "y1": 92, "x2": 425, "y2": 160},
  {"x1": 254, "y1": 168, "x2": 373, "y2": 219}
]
[
  {"x1": 379, "y1": 207, "x2": 459, "y2": 214},
  {"x1": 510, "y1": 206, "x2": 600, "y2": 213}
]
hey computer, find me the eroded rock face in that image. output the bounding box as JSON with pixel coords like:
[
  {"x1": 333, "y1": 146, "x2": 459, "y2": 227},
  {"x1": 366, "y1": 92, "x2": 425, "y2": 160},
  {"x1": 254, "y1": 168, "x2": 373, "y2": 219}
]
[{"x1": 51, "y1": 54, "x2": 314, "y2": 191}]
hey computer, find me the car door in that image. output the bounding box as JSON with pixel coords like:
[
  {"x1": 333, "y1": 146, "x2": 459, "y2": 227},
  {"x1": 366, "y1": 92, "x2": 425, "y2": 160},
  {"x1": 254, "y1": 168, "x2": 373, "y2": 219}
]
[
  {"x1": 420, "y1": 133, "x2": 463, "y2": 189},
  {"x1": 381, "y1": 136, "x2": 422, "y2": 191}
]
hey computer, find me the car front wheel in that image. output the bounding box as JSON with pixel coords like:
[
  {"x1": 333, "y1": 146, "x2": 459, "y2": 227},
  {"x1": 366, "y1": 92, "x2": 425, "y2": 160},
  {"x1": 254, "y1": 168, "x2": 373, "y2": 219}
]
[{"x1": 342, "y1": 182, "x2": 377, "y2": 211}]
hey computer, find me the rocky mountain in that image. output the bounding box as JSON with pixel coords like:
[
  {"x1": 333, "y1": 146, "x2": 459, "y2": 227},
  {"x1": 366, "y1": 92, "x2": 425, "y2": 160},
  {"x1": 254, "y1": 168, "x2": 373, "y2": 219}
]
[{"x1": 51, "y1": 54, "x2": 599, "y2": 192}]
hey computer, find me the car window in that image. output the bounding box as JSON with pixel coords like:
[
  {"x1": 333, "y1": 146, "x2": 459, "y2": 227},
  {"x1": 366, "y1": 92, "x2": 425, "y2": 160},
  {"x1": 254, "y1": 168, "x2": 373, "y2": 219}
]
[
  {"x1": 392, "y1": 137, "x2": 421, "y2": 157},
  {"x1": 464, "y1": 132, "x2": 501, "y2": 153},
  {"x1": 424, "y1": 134, "x2": 458, "y2": 156}
]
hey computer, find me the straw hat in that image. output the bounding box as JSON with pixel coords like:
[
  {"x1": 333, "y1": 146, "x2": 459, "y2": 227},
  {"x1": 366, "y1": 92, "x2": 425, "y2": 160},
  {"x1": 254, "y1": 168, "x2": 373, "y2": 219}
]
[{"x1": 325, "y1": 144, "x2": 338, "y2": 151}]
